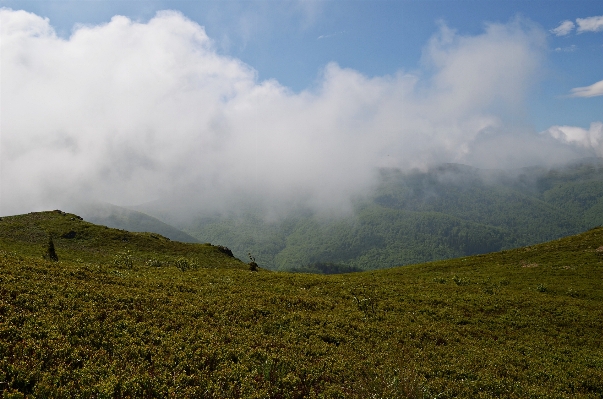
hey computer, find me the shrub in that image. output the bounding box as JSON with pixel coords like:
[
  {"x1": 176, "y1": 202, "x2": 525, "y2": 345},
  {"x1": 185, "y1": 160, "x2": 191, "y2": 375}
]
[
  {"x1": 113, "y1": 250, "x2": 134, "y2": 268},
  {"x1": 145, "y1": 258, "x2": 163, "y2": 268},
  {"x1": 175, "y1": 257, "x2": 189, "y2": 271},
  {"x1": 353, "y1": 296, "x2": 377, "y2": 318},
  {"x1": 216, "y1": 245, "x2": 234, "y2": 257},
  {"x1": 248, "y1": 253, "x2": 258, "y2": 272},
  {"x1": 175, "y1": 257, "x2": 198, "y2": 271},
  {"x1": 452, "y1": 275, "x2": 469, "y2": 286}
]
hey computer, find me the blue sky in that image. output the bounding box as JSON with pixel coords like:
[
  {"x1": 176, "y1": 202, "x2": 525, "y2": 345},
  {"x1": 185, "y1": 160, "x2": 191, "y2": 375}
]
[
  {"x1": 1, "y1": 1, "x2": 602, "y2": 214},
  {"x1": 2, "y1": 0, "x2": 602, "y2": 129}
]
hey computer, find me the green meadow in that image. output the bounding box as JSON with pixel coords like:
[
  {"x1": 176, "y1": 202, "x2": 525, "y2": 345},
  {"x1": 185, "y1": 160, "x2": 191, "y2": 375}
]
[{"x1": 1, "y1": 211, "x2": 602, "y2": 398}]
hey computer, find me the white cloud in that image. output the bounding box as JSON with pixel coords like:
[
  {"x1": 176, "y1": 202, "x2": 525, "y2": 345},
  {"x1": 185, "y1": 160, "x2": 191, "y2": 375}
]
[
  {"x1": 544, "y1": 122, "x2": 603, "y2": 156},
  {"x1": 576, "y1": 15, "x2": 603, "y2": 33},
  {"x1": 317, "y1": 31, "x2": 345, "y2": 40},
  {"x1": 423, "y1": 19, "x2": 546, "y2": 118},
  {"x1": 551, "y1": 15, "x2": 603, "y2": 36},
  {"x1": 570, "y1": 79, "x2": 603, "y2": 97},
  {"x1": 0, "y1": 9, "x2": 590, "y2": 216},
  {"x1": 554, "y1": 44, "x2": 577, "y2": 52},
  {"x1": 551, "y1": 20, "x2": 575, "y2": 36}
]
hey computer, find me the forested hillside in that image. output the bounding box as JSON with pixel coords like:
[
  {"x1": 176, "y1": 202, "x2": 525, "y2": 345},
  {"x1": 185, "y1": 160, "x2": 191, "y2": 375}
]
[{"x1": 180, "y1": 158, "x2": 603, "y2": 271}]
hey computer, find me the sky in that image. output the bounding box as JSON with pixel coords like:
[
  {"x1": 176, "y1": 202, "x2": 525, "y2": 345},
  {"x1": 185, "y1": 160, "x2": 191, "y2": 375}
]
[{"x1": 1, "y1": 0, "x2": 602, "y2": 217}]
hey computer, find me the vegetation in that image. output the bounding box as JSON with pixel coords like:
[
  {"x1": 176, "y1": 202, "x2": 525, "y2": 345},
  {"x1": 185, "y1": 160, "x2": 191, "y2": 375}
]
[
  {"x1": 183, "y1": 158, "x2": 603, "y2": 270},
  {"x1": 44, "y1": 235, "x2": 59, "y2": 262},
  {"x1": 289, "y1": 262, "x2": 363, "y2": 275},
  {"x1": 1, "y1": 211, "x2": 602, "y2": 397},
  {"x1": 0, "y1": 210, "x2": 239, "y2": 270}
]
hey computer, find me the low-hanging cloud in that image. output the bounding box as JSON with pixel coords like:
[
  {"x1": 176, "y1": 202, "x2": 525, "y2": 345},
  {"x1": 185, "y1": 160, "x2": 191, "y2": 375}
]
[
  {"x1": 0, "y1": 9, "x2": 598, "y2": 217},
  {"x1": 544, "y1": 122, "x2": 603, "y2": 156}
]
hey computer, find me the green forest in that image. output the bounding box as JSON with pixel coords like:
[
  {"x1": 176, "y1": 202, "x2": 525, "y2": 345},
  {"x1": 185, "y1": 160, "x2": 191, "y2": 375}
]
[{"x1": 181, "y1": 158, "x2": 603, "y2": 271}]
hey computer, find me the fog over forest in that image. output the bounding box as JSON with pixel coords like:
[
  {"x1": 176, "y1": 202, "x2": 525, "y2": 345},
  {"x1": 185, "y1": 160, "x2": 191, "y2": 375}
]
[{"x1": 1, "y1": 9, "x2": 602, "y2": 217}]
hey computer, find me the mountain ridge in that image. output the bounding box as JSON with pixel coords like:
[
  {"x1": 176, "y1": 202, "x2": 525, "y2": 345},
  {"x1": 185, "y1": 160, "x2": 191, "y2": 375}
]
[
  {"x1": 57, "y1": 158, "x2": 603, "y2": 271},
  {"x1": 65, "y1": 202, "x2": 200, "y2": 243},
  {"x1": 179, "y1": 157, "x2": 603, "y2": 270}
]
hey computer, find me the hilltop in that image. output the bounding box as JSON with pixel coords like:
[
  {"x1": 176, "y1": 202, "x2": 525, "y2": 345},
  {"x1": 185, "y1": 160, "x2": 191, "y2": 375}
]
[
  {"x1": 0, "y1": 210, "x2": 243, "y2": 269},
  {"x1": 0, "y1": 211, "x2": 602, "y2": 397}
]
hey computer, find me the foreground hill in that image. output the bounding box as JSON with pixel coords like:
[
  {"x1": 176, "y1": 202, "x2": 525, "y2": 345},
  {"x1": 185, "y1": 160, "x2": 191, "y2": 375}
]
[
  {"x1": 0, "y1": 210, "x2": 241, "y2": 268},
  {"x1": 1, "y1": 211, "x2": 602, "y2": 397}
]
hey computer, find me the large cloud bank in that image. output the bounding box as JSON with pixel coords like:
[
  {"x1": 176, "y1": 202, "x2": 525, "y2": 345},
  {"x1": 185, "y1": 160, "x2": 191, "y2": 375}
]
[{"x1": 0, "y1": 9, "x2": 598, "y2": 216}]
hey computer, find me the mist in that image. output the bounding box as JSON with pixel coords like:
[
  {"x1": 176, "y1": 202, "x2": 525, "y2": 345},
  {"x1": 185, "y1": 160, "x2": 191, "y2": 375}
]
[{"x1": 1, "y1": 9, "x2": 599, "y2": 218}]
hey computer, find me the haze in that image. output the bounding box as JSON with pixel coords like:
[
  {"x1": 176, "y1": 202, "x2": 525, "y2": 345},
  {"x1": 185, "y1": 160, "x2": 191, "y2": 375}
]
[{"x1": 1, "y1": 6, "x2": 602, "y2": 217}]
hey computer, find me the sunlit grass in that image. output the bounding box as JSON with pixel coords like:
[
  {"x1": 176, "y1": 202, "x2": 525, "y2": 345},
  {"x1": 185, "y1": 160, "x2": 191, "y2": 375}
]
[{"x1": 1, "y1": 211, "x2": 602, "y2": 397}]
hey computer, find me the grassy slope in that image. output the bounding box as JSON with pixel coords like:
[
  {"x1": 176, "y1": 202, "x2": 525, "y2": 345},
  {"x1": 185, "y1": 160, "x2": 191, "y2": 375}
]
[
  {"x1": 1, "y1": 211, "x2": 602, "y2": 398},
  {"x1": 0, "y1": 210, "x2": 237, "y2": 268}
]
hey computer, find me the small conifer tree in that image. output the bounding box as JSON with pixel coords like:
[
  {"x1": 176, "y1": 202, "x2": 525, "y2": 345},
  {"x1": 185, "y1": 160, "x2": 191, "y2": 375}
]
[{"x1": 46, "y1": 235, "x2": 59, "y2": 262}]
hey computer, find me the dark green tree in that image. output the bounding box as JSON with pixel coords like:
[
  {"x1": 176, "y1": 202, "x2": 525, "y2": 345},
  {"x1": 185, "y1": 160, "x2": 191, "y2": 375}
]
[{"x1": 46, "y1": 235, "x2": 59, "y2": 261}]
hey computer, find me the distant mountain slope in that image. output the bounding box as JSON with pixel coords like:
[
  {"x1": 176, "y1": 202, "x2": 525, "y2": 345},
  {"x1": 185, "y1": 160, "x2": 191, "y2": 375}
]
[
  {"x1": 177, "y1": 158, "x2": 603, "y2": 271},
  {"x1": 66, "y1": 202, "x2": 200, "y2": 243}
]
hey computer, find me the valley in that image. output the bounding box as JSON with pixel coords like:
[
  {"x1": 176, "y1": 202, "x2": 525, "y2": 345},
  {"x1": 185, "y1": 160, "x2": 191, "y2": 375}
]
[{"x1": 79, "y1": 158, "x2": 603, "y2": 272}]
